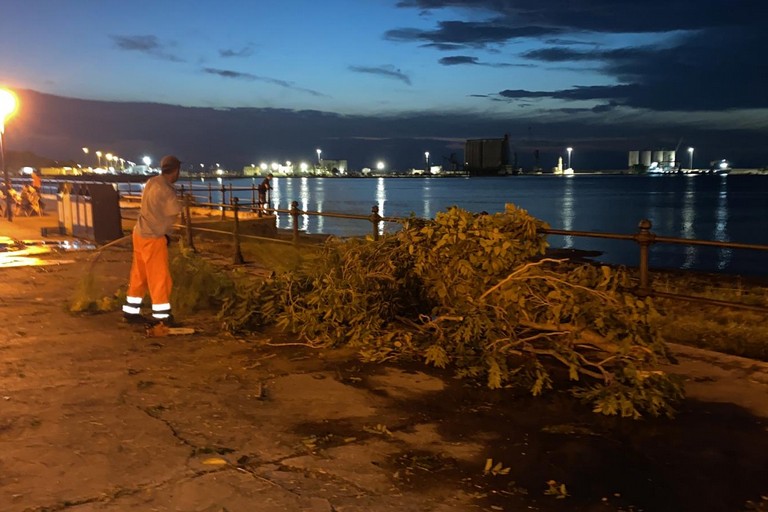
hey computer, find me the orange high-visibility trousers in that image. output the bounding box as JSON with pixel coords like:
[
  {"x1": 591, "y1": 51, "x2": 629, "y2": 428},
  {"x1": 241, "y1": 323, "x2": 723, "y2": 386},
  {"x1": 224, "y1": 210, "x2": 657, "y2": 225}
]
[{"x1": 127, "y1": 231, "x2": 172, "y2": 314}]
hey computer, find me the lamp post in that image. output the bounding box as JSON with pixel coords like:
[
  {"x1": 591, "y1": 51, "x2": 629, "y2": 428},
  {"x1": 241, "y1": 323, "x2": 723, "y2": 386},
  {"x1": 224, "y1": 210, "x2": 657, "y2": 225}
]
[
  {"x1": 82, "y1": 147, "x2": 90, "y2": 167},
  {"x1": 95, "y1": 151, "x2": 102, "y2": 168},
  {"x1": 424, "y1": 151, "x2": 429, "y2": 170},
  {"x1": 566, "y1": 147, "x2": 573, "y2": 169},
  {"x1": 688, "y1": 147, "x2": 694, "y2": 170},
  {"x1": 316, "y1": 148, "x2": 322, "y2": 164},
  {"x1": 1, "y1": 88, "x2": 19, "y2": 221}
]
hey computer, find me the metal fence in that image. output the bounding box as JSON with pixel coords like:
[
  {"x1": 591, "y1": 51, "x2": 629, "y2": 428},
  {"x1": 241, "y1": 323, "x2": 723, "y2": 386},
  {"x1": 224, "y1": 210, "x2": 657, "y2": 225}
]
[
  {"x1": 168, "y1": 188, "x2": 768, "y2": 314},
  {"x1": 26, "y1": 177, "x2": 767, "y2": 312}
]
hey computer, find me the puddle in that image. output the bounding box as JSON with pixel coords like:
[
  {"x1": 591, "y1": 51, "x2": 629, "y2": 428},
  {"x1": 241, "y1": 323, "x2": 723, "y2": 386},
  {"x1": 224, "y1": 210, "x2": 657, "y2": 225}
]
[{"x1": 0, "y1": 236, "x2": 95, "y2": 267}]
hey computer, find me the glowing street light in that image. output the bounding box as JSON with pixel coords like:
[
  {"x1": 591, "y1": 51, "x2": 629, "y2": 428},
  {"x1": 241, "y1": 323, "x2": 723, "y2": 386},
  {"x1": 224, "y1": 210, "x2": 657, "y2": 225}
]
[
  {"x1": 688, "y1": 147, "x2": 694, "y2": 170},
  {"x1": 142, "y1": 156, "x2": 151, "y2": 167},
  {"x1": 566, "y1": 147, "x2": 573, "y2": 169},
  {"x1": 424, "y1": 151, "x2": 429, "y2": 170},
  {"x1": 82, "y1": 147, "x2": 91, "y2": 167},
  {"x1": 95, "y1": 150, "x2": 103, "y2": 168},
  {"x1": 377, "y1": 161, "x2": 385, "y2": 171},
  {"x1": 316, "y1": 148, "x2": 322, "y2": 164},
  {"x1": 1, "y1": 87, "x2": 19, "y2": 221}
]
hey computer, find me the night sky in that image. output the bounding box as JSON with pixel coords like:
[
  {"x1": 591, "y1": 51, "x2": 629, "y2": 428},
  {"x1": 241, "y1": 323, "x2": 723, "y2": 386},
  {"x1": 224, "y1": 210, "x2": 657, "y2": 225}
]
[{"x1": 1, "y1": 0, "x2": 766, "y2": 171}]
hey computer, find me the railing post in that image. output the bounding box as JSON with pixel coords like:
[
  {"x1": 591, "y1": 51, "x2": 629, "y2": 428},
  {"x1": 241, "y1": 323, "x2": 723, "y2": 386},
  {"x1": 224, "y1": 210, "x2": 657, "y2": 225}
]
[
  {"x1": 635, "y1": 219, "x2": 655, "y2": 296},
  {"x1": 184, "y1": 191, "x2": 196, "y2": 253},
  {"x1": 291, "y1": 200, "x2": 300, "y2": 245},
  {"x1": 370, "y1": 205, "x2": 382, "y2": 241},
  {"x1": 251, "y1": 181, "x2": 256, "y2": 214},
  {"x1": 208, "y1": 182, "x2": 212, "y2": 205},
  {"x1": 232, "y1": 197, "x2": 244, "y2": 264},
  {"x1": 220, "y1": 182, "x2": 226, "y2": 220}
]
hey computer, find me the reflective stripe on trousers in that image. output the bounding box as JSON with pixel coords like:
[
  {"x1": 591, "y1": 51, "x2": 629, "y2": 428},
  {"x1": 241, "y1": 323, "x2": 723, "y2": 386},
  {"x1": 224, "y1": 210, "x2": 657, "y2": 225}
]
[{"x1": 122, "y1": 295, "x2": 142, "y2": 315}]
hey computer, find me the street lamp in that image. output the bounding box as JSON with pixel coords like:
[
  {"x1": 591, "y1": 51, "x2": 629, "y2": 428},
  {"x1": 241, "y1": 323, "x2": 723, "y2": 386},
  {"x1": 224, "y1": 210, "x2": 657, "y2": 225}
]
[
  {"x1": 95, "y1": 151, "x2": 103, "y2": 168},
  {"x1": 424, "y1": 151, "x2": 429, "y2": 170},
  {"x1": 1, "y1": 87, "x2": 19, "y2": 222},
  {"x1": 82, "y1": 147, "x2": 90, "y2": 167},
  {"x1": 566, "y1": 147, "x2": 573, "y2": 169},
  {"x1": 687, "y1": 147, "x2": 694, "y2": 170},
  {"x1": 316, "y1": 148, "x2": 322, "y2": 164},
  {"x1": 143, "y1": 156, "x2": 151, "y2": 168}
]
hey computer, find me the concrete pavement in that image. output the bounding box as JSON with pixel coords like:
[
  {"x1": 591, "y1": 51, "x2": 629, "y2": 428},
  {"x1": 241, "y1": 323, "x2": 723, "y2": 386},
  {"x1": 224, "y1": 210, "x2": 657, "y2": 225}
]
[{"x1": 1, "y1": 206, "x2": 767, "y2": 511}]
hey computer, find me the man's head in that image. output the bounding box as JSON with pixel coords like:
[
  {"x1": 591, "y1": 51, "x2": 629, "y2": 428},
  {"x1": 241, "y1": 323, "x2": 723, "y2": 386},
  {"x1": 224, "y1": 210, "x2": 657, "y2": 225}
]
[
  {"x1": 160, "y1": 155, "x2": 181, "y2": 183},
  {"x1": 267, "y1": 173, "x2": 273, "y2": 179}
]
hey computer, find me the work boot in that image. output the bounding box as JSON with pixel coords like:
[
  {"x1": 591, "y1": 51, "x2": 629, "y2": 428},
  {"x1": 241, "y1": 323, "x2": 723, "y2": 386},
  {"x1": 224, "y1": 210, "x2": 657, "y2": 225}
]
[
  {"x1": 148, "y1": 315, "x2": 181, "y2": 328},
  {"x1": 122, "y1": 312, "x2": 149, "y2": 325}
]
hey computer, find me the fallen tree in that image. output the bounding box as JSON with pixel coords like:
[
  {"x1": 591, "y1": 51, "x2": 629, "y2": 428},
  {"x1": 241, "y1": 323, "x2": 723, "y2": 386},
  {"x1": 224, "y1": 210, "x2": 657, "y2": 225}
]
[{"x1": 217, "y1": 204, "x2": 684, "y2": 418}]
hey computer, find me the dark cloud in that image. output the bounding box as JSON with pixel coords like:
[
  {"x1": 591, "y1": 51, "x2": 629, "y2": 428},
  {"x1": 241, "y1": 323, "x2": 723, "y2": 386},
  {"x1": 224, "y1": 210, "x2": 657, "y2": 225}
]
[
  {"x1": 110, "y1": 35, "x2": 183, "y2": 62},
  {"x1": 348, "y1": 65, "x2": 412, "y2": 85},
  {"x1": 439, "y1": 56, "x2": 479, "y2": 65},
  {"x1": 219, "y1": 45, "x2": 255, "y2": 58},
  {"x1": 386, "y1": 22, "x2": 559, "y2": 48},
  {"x1": 394, "y1": 0, "x2": 764, "y2": 33},
  {"x1": 390, "y1": 0, "x2": 768, "y2": 112},
  {"x1": 202, "y1": 68, "x2": 325, "y2": 97},
  {"x1": 11, "y1": 89, "x2": 768, "y2": 175},
  {"x1": 203, "y1": 68, "x2": 258, "y2": 80},
  {"x1": 439, "y1": 55, "x2": 532, "y2": 67}
]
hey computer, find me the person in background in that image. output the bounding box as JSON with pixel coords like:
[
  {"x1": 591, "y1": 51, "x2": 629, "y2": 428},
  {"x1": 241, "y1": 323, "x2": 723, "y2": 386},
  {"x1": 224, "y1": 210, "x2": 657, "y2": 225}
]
[
  {"x1": 257, "y1": 173, "x2": 273, "y2": 211},
  {"x1": 31, "y1": 169, "x2": 42, "y2": 193},
  {"x1": 122, "y1": 155, "x2": 182, "y2": 326}
]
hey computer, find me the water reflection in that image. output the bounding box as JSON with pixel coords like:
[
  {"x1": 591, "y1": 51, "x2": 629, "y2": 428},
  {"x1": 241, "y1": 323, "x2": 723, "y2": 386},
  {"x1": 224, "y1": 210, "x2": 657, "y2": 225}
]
[
  {"x1": 376, "y1": 178, "x2": 386, "y2": 236},
  {"x1": 681, "y1": 176, "x2": 697, "y2": 269},
  {"x1": 272, "y1": 177, "x2": 283, "y2": 230},
  {"x1": 300, "y1": 177, "x2": 310, "y2": 232},
  {"x1": 561, "y1": 176, "x2": 574, "y2": 248},
  {"x1": 422, "y1": 182, "x2": 432, "y2": 220},
  {"x1": 715, "y1": 176, "x2": 731, "y2": 270}
]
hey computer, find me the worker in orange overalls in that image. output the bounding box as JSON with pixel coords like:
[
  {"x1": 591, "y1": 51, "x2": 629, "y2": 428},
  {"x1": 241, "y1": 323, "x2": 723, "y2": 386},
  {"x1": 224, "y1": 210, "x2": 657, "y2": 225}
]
[{"x1": 122, "y1": 155, "x2": 182, "y2": 325}]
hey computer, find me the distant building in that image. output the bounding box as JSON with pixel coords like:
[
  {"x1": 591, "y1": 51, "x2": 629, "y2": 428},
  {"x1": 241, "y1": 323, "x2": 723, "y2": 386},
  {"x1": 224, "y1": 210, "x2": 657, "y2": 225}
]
[
  {"x1": 629, "y1": 149, "x2": 677, "y2": 173},
  {"x1": 464, "y1": 134, "x2": 512, "y2": 176}
]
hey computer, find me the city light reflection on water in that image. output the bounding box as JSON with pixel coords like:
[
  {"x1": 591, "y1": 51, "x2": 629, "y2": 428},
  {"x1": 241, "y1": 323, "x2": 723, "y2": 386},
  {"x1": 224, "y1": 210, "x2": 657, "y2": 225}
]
[
  {"x1": 560, "y1": 175, "x2": 574, "y2": 249},
  {"x1": 376, "y1": 178, "x2": 386, "y2": 236},
  {"x1": 715, "y1": 176, "x2": 732, "y2": 270},
  {"x1": 224, "y1": 175, "x2": 767, "y2": 276},
  {"x1": 681, "y1": 175, "x2": 697, "y2": 269}
]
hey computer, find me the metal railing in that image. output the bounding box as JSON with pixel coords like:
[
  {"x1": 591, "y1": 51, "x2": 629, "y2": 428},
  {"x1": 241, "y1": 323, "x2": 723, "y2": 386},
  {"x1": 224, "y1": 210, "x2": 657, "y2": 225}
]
[{"x1": 170, "y1": 192, "x2": 768, "y2": 313}]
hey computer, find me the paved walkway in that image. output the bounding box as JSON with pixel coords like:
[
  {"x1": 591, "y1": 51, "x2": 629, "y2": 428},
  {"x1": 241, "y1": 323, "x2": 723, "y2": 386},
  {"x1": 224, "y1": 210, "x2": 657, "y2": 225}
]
[{"x1": 1, "y1": 209, "x2": 767, "y2": 511}]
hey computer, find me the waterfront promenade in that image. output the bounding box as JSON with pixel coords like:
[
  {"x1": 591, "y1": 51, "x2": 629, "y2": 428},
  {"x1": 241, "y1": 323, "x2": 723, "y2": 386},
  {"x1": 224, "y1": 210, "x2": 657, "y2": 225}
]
[{"x1": 1, "y1": 210, "x2": 768, "y2": 511}]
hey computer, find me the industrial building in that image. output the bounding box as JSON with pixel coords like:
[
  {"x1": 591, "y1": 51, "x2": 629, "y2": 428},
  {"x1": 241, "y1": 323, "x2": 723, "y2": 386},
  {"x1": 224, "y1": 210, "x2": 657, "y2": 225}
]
[
  {"x1": 628, "y1": 150, "x2": 678, "y2": 174},
  {"x1": 464, "y1": 134, "x2": 513, "y2": 176}
]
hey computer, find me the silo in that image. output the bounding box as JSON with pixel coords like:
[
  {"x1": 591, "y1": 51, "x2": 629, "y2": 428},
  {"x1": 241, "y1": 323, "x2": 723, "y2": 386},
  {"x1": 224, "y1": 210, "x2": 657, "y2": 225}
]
[
  {"x1": 628, "y1": 151, "x2": 639, "y2": 167},
  {"x1": 640, "y1": 150, "x2": 652, "y2": 167},
  {"x1": 653, "y1": 150, "x2": 665, "y2": 164},
  {"x1": 664, "y1": 150, "x2": 676, "y2": 167}
]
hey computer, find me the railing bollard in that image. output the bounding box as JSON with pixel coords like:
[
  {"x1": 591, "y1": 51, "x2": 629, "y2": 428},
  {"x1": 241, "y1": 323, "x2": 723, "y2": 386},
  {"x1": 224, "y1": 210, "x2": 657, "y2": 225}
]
[
  {"x1": 291, "y1": 200, "x2": 300, "y2": 245},
  {"x1": 184, "y1": 192, "x2": 196, "y2": 253},
  {"x1": 635, "y1": 219, "x2": 655, "y2": 296},
  {"x1": 370, "y1": 205, "x2": 382, "y2": 241},
  {"x1": 232, "y1": 197, "x2": 244, "y2": 264},
  {"x1": 208, "y1": 182, "x2": 212, "y2": 205},
  {"x1": 220, "y1": 182, "x2": 227, "y2": 221},
  {"x1": 251, "y1": 182, "x2": 256, "y2": 213},
  {"x1": 180, "y1": 185, "x2": 186, "y2": 225}
]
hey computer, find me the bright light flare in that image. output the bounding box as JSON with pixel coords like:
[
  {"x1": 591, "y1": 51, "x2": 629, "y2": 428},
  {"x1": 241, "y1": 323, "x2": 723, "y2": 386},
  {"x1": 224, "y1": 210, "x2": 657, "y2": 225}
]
[{"x1": 0, "y1": 88, "x2": 19, "y2": 131}]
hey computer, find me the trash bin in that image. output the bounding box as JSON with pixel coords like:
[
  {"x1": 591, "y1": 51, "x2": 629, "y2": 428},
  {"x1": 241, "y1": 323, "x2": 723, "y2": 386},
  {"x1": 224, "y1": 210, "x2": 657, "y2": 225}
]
[{"x1": 57, "y1": 183, "x2": 123, "y2": 244}]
